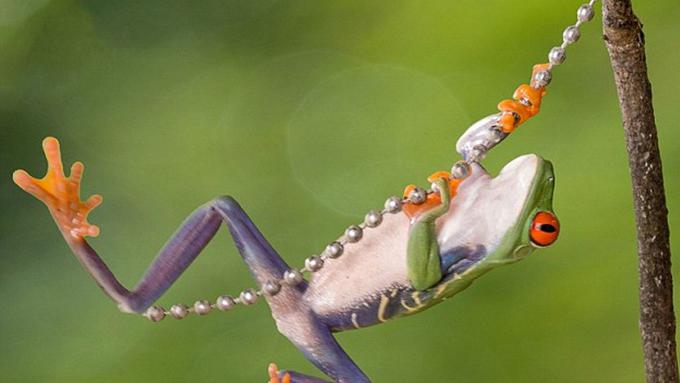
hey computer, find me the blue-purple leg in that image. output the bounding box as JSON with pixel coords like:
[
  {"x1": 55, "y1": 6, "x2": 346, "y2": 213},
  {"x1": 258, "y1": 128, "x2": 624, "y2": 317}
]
[
  {"x1": 64, "y1": 196, "x2": 292, "y2": 313},
  {"x1": 52, "y1": 194, "x2": 367, "y2": 382},
  {"x1": 271, "y1": 307, "x2": 370, "y2": 383}
]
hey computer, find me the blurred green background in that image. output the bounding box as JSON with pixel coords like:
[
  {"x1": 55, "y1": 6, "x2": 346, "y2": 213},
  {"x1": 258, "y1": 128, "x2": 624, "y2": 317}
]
[{"x1": 1, "y1": 0, "x2": 679, "y2": 382}]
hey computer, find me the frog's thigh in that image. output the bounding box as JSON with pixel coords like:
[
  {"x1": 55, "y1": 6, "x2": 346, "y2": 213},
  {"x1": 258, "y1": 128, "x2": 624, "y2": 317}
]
[{"x1": 274, "y1": 309, "x2": 370, "y2": 383}]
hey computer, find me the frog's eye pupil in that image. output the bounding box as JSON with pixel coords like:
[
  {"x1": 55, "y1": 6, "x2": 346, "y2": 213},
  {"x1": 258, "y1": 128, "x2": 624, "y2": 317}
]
[{"x1": 530, "y1": 211, "x2": 560, "y2": 247}]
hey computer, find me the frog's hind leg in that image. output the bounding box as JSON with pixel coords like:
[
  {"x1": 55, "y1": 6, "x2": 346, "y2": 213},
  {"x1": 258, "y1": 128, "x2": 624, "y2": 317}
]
[
  {"x1": 215, "y1": 201, "x2": 369, "y2": 383},
  {"x1": 13, "y1": 137, "x2": 301, "y2": 314},
  {"x1": 211, "y1": 196, "x2": 294, "y2": 286},
  {"x1": 125, "y1": 195, "x2": 300, "y2": 312},
  {"x1": 267, "y1": 306, "x2": 370, "y2": 383}
]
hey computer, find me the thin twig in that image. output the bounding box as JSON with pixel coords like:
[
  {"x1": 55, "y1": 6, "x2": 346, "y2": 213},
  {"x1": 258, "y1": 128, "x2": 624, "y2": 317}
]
[{"x1": 601, "y1": 1, "x2": 678, "y2": 382}]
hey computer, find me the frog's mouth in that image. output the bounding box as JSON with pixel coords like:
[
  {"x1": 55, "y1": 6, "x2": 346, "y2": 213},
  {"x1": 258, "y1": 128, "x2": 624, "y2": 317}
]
[{"x1": 436, "y1": 154, "x2": 548, "y2": 267}]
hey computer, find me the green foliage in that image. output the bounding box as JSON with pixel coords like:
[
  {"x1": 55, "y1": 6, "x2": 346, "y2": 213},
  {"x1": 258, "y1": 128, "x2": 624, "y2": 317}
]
[{"x1": 1, "y1": 0, "x2": 679, "y2": 381}]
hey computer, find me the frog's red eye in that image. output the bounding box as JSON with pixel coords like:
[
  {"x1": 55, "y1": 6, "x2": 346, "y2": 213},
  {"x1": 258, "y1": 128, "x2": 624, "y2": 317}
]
[{"x1": 530, "y1": 211, "x2": 560, "y2": 247}]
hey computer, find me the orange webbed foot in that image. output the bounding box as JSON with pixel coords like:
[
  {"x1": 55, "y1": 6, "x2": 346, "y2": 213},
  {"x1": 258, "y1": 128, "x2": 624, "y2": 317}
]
[
  {"x1": 268, "y1": 363, "x2": 292, "y2": 383},
  {"x1": 13, "y1": 137, "x2": 102, "y2": 240}
]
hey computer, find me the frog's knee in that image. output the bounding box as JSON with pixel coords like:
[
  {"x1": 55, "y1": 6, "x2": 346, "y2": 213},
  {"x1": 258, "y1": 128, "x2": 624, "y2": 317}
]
[{"x1": 211, "y1": 195, "x2": 243, "y2": 215}]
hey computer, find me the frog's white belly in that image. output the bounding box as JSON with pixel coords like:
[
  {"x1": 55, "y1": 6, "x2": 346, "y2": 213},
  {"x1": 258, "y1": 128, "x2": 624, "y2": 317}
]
[
  {"x1": 305, "y1": 212, "x2": 411, "y2": 316},
  {"x1": 304, "y1": 154, "x2": 540, "y2": 316}
]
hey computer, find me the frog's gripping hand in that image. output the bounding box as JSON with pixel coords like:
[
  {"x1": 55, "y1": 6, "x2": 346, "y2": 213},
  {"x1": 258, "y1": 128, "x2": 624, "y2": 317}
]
[{"x1": 13, "y1": 137, "x2": 102, "y2": 240}]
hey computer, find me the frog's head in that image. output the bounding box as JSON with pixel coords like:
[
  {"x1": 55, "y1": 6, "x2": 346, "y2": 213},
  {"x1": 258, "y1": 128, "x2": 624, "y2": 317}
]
[{"x1": 438, "y1": 154, "x2": 558, "y2": 270}]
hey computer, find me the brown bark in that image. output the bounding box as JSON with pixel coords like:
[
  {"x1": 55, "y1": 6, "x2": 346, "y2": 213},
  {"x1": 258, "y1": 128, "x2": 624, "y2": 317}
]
[{"x1": 602, "y1": 1, "x2": 678, "y2": 382}]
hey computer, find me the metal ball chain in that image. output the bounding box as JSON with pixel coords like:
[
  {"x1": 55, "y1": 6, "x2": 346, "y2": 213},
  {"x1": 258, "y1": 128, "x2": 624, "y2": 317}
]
[
  {"x1": 534, "y1": 1, "x2": 598, "y2": 88},
  {"x1": 456, "y1": 1, "x2": 599, "y2": 164},
  {"x1": 143, "y1": 2, "x2": 599, "y2": 322}
]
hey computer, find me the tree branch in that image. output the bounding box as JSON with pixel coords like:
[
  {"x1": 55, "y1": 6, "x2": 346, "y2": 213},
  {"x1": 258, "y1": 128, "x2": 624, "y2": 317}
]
[{"x1": 601, "y1": 1, "x2": 678, "y2": 382}]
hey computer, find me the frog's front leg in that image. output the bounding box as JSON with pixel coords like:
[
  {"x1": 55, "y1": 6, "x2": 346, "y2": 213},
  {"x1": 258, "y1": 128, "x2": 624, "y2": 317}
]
[{"x1": 406, "y1": 176, "x2": 451, "y2": 291}]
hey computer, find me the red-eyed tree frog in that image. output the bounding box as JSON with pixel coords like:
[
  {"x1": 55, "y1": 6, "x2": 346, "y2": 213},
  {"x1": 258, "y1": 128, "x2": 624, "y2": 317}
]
[
  {"x1": 13, "y1": 136, "x2": 559, "y2": 383},
  {"x1": 13, "y1": 0, "x2": 603, "y2": 371},
  {"x1": 22, "y1": 2, "x2": 628, "y2": 380}
]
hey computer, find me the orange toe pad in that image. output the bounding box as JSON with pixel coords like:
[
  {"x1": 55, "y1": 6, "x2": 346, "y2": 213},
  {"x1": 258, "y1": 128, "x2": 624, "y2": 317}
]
[{"x1": 268, "y1": 363, "x2": 291, "y2": 383}]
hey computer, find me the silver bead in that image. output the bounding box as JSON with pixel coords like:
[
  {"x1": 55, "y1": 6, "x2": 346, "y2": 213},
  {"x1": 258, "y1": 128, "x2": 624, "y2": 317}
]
[
  {"x1": 451, "y1": 161, "x2": 471, "y2": 180},
  {"x1": 263, "y1": 280, "x2": 282, "y2": 296},
  {"x1": 577, "y1": 4, "x2": 594, "y2": 22},
  {"x1": 169, "y1": 304, "x2": 189, "y2": 319},
  {"x1": 145, "y1": 306, "x2": 166, "y2": 322},
  {"x1": 305, "y1": 255, "x2": 324, "y2": 272},
  {"x1": 533, "y1": 70, "x2": 552, "y2": 87},
  {"x1": 346, "y1": 225, "x2": 363, "y2": 242},
  {"x1": 283, "y1": 269, "x2": 304, "y2": 285},
  {"x1": 216, "y1": 295, "x2": 236, "y2": 311},
  {"x1": 384, "y1": 196, "x2": 403, "y2": 213},
  {"x1": 548, "y1": 47, "x2": 566, "y2": 65},
  {"x1": 563, "y1": 25, "x2": 581, "y2": 44},
  {"x1": 194, "y1": 299, "x2": 212, "y2": 315},
  {"x1": 240, "y1": 288, "x2": 258, "y2": 305},
  {"x1": 364, "y1": 210, "x2": 383, "y2": 228},
  {"x1": 326, "y1": 242, "x2": 344, "y2": 258},
  {"x1": 408, "y1": 187, "x2": 427, "y2": 205}
]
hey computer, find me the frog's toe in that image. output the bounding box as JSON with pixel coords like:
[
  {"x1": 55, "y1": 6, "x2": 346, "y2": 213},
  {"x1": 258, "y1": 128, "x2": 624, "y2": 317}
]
[
  {"x1": 12, "y1": 169, "x2": 49, "y2": 200},
  {"x1": 402, "y1": 184, "x2": 416, "y2": 199},
  {"x1": 69, "y1": 161, "x2": 84, "y2": 184},
  {"x1": 426, "y1": 170, "x2": 451, "y2": 183},
  {"x1": 268, "y1": 363, "x2": 291, "y2": 383},
  {"x1": 42, "y1": 136, "x2": 65, "y2": 175}
]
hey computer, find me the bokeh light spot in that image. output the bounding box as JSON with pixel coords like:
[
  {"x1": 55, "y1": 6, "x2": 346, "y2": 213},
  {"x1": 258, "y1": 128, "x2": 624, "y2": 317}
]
[{"x1": 286, "y1": 65, "x2": 468, "y2": 216}]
